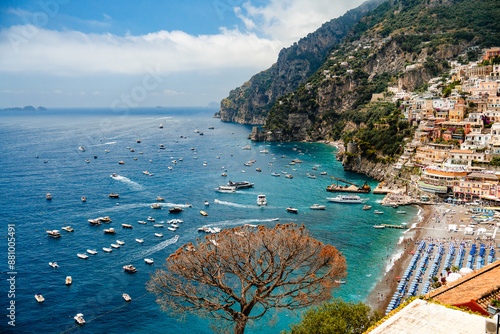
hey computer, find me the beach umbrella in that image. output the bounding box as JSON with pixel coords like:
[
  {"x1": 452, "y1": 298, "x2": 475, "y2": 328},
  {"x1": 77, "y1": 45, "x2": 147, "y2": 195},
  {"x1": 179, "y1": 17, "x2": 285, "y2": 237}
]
[
  {"x1": 446, "y1": 273, "x2": 462, "y2": 282},
  {"x1": 459, "y1": 267, "x2": 473, "y2": 275}
]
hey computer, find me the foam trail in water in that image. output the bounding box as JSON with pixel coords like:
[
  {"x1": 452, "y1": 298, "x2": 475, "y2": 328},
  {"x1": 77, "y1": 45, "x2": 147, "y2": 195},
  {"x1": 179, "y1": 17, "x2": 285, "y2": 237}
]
[
  {"x1": 95, "y1": 141, "x2": 117, "y2": 146},
  {"x1": 111, "y1": 174, "x2": 143, "y2": 190},
  {"x1": 124, "y1": 235, "x2": 179, "y2": 264},
  {"x1": 214, "y1": 199, "x2": 259, "y2": 209}
]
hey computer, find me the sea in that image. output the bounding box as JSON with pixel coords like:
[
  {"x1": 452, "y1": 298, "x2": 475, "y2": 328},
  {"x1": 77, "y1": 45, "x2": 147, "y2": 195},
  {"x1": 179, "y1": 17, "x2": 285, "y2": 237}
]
[{"x1": 0, "y1": 108, "x2": 419, "y2": 334}]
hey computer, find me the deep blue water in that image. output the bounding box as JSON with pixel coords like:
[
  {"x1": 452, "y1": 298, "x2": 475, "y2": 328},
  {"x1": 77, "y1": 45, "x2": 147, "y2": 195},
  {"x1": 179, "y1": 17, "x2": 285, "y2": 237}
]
[{"x1": 0, "y1": 108, "x2": 418, "y2": 333}]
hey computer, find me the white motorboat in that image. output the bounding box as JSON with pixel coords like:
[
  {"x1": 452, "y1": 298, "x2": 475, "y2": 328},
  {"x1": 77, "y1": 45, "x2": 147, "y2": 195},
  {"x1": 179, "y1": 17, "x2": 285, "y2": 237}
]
[
  {"x1": 135, "y1": 238, "x2": 144, "y2": 243},
  {"x1": 78, "y1": 146, "x2": 85, "y2": 152},
  {"x1": 87, "y1": 249, "x2": 97, "y2": 255},
  {"x1": 46, "y1": 230, "x2": 61, "y2": 238},
  {"x1": 121, "y1": 224, "x2": 133, "y2": 228},
  {"x1": 396, "y1": 210, "x2": 407, "y2": 214},
  {"x1": 227, "y1": 180, "x2": 254, "y2": 189},
  {"x1": 35, "y1": 294, "x2": 45, "y2": 303},
  {"x1": 260, "y1": 149, "x2": 269, "y2": 154},
  {"x1": 147, "y1": 217, "x2": 155, "y2": 222},
  {"x1": 216, "y1": 185, "x2": 236, "y2": 193},
  {"x1": 49, "y1": 262, "x2": 58, "y2": 268},
  {"x1": 62, "y1": 226, "x2": 74, "y2": 232},
  {"x1": 362, "y1": 205, "x2": 372, "y2": 210},
  {"x1": 102, "y1": 247, "x2": 112, "y2": 252},
  {"x1": 65, "y1": 276, "x2": 72, "y2": 285},
  {"x1": 156, "y1": 196, "x2": 165, "y2": 202},
  {"x1": 286, "y1": 207, "x2": 298, "y2": 214},
  {"x1": 167, "y1": 227, "x2": 177, "y2": 231},
  {"x1": 123, "y1": 265, "x2": 137, "y2": 273},
  {"x1": 154, "y1": 224, "x2": 164, "y2": 228},
  {"x1": 104, "y1": 228, "x2": 116, "y2": 234},
  {"x1": 310, "y1": 204, "x2": 326, "y2": 210},
  {"x1": 307, "y1": 174, "x2": 316, "y2": 179},
  {"x1": 122, "y1": 293, "x2": 132, "y2": 302},
  {"x1": 271, "y1": 172, "x2": 280, "y2": 177},
  {"x1": 327, "y1": 195, "x2": 367, "y2": 204},
  {"x1": 74, "y1": 313, "x2": 85, "y2": 325},
  {"x1": 204, "y1": 200, "x2": 210, "y2": 206},
  {"x1": 138, "y1": 220, "x2": 147, "y2": 224},
  {"x1": 257, "y1": 194, "x2": 267, "y2": 206},
  {"x1": 151, "y1": 203, "x2": 162, "y2": 209},
  {"x1": 270, "y1": 218, "x2": 279, "y2": 221},
  {"x1": 374, "y1": 210, "x2": 384, "y2": 214},
  {"x1": 81, "y1": 196, "x2": 86, "y2": 202},
  {"x1": 116, "y1": 240, "x2": 125, "y2": 245},
  {"x1": 155, "y1": 233, "x2": 163, "y2": 237},
  {"x1": 77, "y1": 253, "x2": 89, "y2": 259},
  {"x1": 144, "y1": 258, "x2": 154, "y2": 264},
  {"x1": 373, "y1": 225, "x2": 385, "y2": 229},
  {"x1": 111, "y1": 243, "x2": 120, "y2": 249}
]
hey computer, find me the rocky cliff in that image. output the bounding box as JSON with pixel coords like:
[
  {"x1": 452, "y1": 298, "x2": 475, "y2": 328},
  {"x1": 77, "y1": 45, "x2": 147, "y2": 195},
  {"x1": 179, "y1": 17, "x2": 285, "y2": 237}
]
[
  {"x1": 337, "y1": 151, "x2": 392, "y2": 181},
  {"x1": 218, "y1": 0, "x2": 386, "y2": 124}
]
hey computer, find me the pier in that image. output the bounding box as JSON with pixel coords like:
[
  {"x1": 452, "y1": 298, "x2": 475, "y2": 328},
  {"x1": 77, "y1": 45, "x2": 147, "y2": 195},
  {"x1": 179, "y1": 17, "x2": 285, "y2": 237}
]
[{"x1": 381, "y1": 224, "x2": 406, "y2": 229}]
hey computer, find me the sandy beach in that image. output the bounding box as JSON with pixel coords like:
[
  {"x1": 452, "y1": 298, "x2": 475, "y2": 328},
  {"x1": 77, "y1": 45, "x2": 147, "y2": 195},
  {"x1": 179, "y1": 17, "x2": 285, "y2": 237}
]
[{"x1": 367, "y1": 203, "x2": 500, "y2": 313}]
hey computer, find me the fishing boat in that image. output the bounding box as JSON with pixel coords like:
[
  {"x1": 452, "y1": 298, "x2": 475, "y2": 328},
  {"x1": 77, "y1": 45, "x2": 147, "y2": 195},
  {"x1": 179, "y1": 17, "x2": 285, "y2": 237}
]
[
  {"x1": 168, "y1": 207, "x2": 184, "y2": 213},
  {"x1": 310, "y1": 204, "x2": 326, "y2": 210},
  {"x1": 286, "y1": 207, "x2": 298, "y2": 214},
  {"x1": 87, "y1": 249, "x2": 97, "y2": 255},
  {"x1": 49, "y1": 262, "x2": 58, "y2": 268},
  {"x1": 154, "y1": 233, "x2": 163, "y2": 237},
  {"x1": 123, "y1": 265, "x2": 137, "y2": 273},
  {"x1": 144, "y1": 258, "x2": 154, "y2": 264},
  {"x1": 227, "y1": 180, "x2": 254, "y2": 189},
  {"x1": 122, "y1": 224, "x2": 133, "y2": 229},
  {"x1": 104, "y1": 228, "x2": 116, "y2": 234},
  {"x1": 35, "y1": 294, "x2": 45, "y2": 303},
  {"x1": 74, "y1": 313, "x2": 85, "y2": 325},
  {"x1": 135, "y1": 238, "x2": 144, "y2": 243},
  {"x1": 65, "y1": 276, "x2": 72, "y2": 285},
  {"x1": 200, "y1": 210, "x2": 208, "y2": 216},
  {"x1": 122, "y1": 293, "x2": 132, "y2": 302},
  {"x1": 62, "y1": 226, "x2": 74, "y2": 232},
  {"x1": 151, "y1": 203, "x2": 162, "y2": 209},
  {"x1": 102, "y1": 247, "x2": 112, "y2": 252},
  {"x1": 327, "y1": 195, "x2": 367, "y2": 204},
  {"x1": 77, "y1": 253, "x2": 89, "y2": 259},
  {"x1": 257, "y1": 194, "x2": 267, "y2": 206},
  {"x1": 374, "y1": 210, "x2": 384, "y2": 214},
  {"x1": 108, "y1": 193, "x2": 120, "y2": 198},
  {"x1": 46, "y1": 230, "x2": 61, "y2": 238},
  {"x1": 216, "y1": 185, "x2": 236, "y2": 193},
  {"x1": 362, "y1": 205, "x2": 372, "y2": 210},
  {"x1": 81, "y1": 196, "x2": 86, "y2": 202},
  {"x1": 46, "y1": 193, "x2": 52, "y2": 200}
]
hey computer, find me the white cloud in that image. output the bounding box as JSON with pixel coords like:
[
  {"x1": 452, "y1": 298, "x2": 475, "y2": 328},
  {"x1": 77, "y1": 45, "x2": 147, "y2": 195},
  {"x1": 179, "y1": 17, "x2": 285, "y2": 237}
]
[
  {"x1": 0, "y1": 25, "x2": 282, "y2": 76},
  {"x1": 163, "y1": 89, "x2": 185, "y2": 96},
  {"x1": 235, "y1": 0, "x2": 366, "y2": 44}
]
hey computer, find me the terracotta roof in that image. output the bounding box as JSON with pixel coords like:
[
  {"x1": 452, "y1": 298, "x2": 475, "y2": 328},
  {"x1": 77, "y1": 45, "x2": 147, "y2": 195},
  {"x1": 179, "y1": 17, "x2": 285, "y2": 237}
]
[{"x1": 426, "y1": 261, "x2": 500, "y2": 309}]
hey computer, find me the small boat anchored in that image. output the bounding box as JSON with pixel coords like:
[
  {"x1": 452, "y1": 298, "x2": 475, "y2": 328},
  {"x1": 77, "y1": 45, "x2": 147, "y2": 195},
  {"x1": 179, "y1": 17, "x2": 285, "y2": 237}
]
[
  {"x1": 362, "y1": 205, "x2": 372, "y2": 210},
  {"x1": 74, "y1": 313, "x2": 85, "y2": 325},
  {"x1": 122, "y1": 293, "x2": 132, "y2": 302},
  {"x1": 144, "y1": 258, "x2": 154, "y2": 264},
  {"x1": 286, "y1": 207, "x2": 298, "y2": 214},
  {"x1": 123, "y1": 265, "x2": 137, "y2": 273},
  {"x1": 49, "y1": 262, "x2": 59, "y2": 268},
  {"x1": 257, "y1": 194, "x2": 267, "y2": 206},
  {"x1": 309, "y1": 204, "x2": 326, "y2": 210},
  {"x1": 35, "y1": 294, "x2": 45, "y2": 303},
  {"x1": 168, "y1": 207, "x2": 184, "y2": 213},
  {"x1": 65, "y1": 276, "x2": 72, "y2": 285}
]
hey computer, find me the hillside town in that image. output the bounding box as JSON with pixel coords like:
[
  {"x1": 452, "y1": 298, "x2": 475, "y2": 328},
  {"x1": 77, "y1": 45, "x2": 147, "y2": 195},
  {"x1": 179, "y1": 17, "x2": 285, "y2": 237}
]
[{"x1": 372, "y1": 47, "x2": 500, "y2": 203}]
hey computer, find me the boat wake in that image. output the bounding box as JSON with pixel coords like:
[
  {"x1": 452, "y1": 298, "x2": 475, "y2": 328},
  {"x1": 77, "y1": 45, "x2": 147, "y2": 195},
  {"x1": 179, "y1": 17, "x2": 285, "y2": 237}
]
[
  {"x1": 163, "y1": 203, "x2": 193, "y2": 208},
  {"x1": 122, "y1": 235, "x2": 179, "y2": 264},
  {"x1": 95, "y1": 141, "x2": 117, "y2": 146},
  {"x1": 214, "y1": 199, "x2": 259, "y2": 209},
  {"x1": 111, "y1": 175, "x2": 143, "y2": 190}
]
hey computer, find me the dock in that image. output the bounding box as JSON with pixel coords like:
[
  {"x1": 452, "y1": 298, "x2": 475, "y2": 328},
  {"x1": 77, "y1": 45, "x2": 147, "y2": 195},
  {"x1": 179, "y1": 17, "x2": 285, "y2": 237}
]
[{"x1": 381, "y1": 224, "x2": 406, "y2": 229}]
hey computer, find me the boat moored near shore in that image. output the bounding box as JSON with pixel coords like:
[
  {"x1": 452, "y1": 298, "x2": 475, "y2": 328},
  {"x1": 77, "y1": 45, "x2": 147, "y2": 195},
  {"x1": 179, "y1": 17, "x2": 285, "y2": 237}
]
[{"x1": 327, "y1": 195, "x2": 368, "y2": 204}]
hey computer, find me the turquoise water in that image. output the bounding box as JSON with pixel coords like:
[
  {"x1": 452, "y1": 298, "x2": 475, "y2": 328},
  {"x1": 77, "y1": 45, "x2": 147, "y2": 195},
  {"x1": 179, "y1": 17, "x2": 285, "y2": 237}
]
[{"x1": 0, "y1": 108, "x2": 417, "y2": 333}]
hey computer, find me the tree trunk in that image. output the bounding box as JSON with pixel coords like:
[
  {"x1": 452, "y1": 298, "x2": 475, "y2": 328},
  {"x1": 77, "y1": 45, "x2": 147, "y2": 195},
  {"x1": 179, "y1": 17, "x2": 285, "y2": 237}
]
[{"x1": 234, "y1": 317, "x2": 248, "y2": 334}]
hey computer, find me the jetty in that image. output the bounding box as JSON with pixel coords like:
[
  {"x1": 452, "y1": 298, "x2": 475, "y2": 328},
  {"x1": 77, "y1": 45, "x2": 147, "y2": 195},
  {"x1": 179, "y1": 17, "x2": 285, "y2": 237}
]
[
  {"x1": 381, "y1": 192, "x2": 432, "y2": 207},
  {"x1": 381, "y1": 224, "x2": 406, "y2": 229},
  {"x1": 326, "y1": 177, "x2": 371, "y2": 193}
]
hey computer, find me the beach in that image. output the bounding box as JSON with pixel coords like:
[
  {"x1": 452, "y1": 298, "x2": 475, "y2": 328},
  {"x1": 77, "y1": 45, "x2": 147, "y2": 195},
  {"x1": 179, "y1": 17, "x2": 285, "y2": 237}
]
[{"x1": 367, "y1": 202, "x2": 500, "y2": 313}]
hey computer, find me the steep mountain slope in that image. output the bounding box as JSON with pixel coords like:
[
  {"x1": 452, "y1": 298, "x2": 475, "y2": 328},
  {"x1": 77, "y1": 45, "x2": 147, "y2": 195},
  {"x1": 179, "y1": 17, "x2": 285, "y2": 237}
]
[
  {"x1": 218, "y1": 0, "x2": 387, "y2": 124},
  {"x1": 255, "y1": 0, "x2": 499, "y2": 142}
]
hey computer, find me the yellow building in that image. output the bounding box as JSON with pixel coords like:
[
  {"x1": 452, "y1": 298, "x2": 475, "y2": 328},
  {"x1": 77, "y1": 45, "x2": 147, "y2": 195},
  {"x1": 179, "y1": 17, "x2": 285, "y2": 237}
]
[{"x1": 453, "y1": 173, "x2": 500, "y2": 201}]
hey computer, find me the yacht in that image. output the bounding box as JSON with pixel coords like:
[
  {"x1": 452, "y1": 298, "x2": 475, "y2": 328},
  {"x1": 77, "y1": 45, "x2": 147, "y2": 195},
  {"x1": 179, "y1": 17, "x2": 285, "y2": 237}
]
[
  {"x1": 49, "y1": 262, "x2": 58, "y2": 268},
  {"x1": 310, "y1": 204, "x2": 326, "y2": 210},
  {"x1": 35, "y1": 294, "x2": 45, "y2": 303},
  {"x1": 86, "y1": 249, "x2": 97, "y2": 255},
  {"x1": 257, "y1": 194, "x2": 267, "y2": 206},
  {"x1": 151, "y1": 203, "x2": 162, "y2": 209},
  {"x1": 102, "y1": 247, "x2": 113, "y2": 252},
  {"x1": 123, "y1": 265, "x2": 137, "y2": 273},
  {"x1": 122, "y1": 293, "x2": 132, "y2": 302},
  {"x1": 111, "y1": 244, "x2": 120, "y2": 249},
  {"x1": 122, "y1": 224, "x2": 133, "y2": 228},
  {"x1": 373, "y1": 225, "x2": 385, "y2": 229},
  {"x1": 362, "y1": 205, "x2": 372, "y2": 210},
  {"x1": 168, "y1": 207, "x2": 184, "y2": 213},
  {"x1": 74, "y1": 313, "x2": 85, "y2": 325},
  {"x1": 286, "y1": 207, "x2": 298, "y2": 214},
  {"x1": 216, "y1": 185, "x2": 236, "y2": 193},
  {"x1": 62, "y1": 226, "x2": 74, "y2": 232},
  {"x1": 77, "y1": 253, "x2": 88, "y2": 259},
  {"x1": 135, "y1": 238, "x2": 144, "y2": 243},
  {"x1": 103, "y1": 228, "x2": 116, "y2": 234},
  {"x1": 327, "y1": 195, "x2": 367, "y2": 204},
  {"x1": 116, "y1": 240, "x2": 125, "y2": 245},
  {"x1": 155, "y1": 233, "x2": 163, "y2": 237},
  {"x1": 227, "y1": 180, "x2": 254, "y2": 189},
  {"x1": 147, "y1": 216, "x2": 155, "y2": 222},
  {"x1": 46, "y1": 230, "x2": 61, "y2": 238},
  {"x1": 65, "y1": 276, "x2": 72, "y2": 285},
  {"x1": 144, "y1": 258, "x2": 154, "y2": 264}
]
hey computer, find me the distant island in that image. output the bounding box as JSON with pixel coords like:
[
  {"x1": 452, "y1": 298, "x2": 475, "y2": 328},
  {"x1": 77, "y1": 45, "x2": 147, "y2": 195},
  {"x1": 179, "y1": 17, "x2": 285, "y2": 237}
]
[{"x1": 1, "y1": 106, "x2": 47, "y2": 111}]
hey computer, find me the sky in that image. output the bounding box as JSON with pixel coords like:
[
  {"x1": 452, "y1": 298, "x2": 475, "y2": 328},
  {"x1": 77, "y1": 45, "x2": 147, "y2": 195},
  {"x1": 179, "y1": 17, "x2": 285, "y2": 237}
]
[{"x1": 0, "y1": 0, "x2": 366, "y2": 108}]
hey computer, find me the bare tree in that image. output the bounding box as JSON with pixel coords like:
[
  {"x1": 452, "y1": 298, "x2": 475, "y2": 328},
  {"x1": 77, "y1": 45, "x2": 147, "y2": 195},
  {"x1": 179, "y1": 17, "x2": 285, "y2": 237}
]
[{"x1": 147, "y1": 223, "x2": 347, "y2": 334}]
